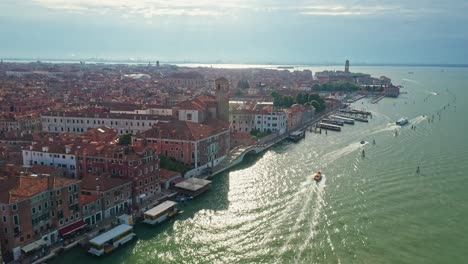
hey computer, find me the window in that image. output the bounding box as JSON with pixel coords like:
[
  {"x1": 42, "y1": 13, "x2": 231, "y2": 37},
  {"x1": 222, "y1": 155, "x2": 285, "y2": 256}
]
[
  {"x1": 12, "y1": 204, "x2": 17, "y2": 211},
  {"x1": 13, "y1": 215, "x2": 19, "y2": 225},
  {"x1": 187, "y1": 113, "x2": 192, "y2": 120}
]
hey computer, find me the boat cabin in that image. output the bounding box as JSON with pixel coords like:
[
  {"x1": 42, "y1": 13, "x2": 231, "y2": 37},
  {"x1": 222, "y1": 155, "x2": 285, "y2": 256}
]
[
  {"x1": 88, "y1": 224, "x2": 136, "y2": 256},
  {"x1": 143, "y1": 201, "x2": 178, "y2": 225}
]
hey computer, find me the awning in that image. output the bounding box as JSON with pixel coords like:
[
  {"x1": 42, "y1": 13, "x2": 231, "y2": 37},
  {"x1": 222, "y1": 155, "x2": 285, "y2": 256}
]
[
  {"x1": 22, "y1": 239, "x2": 47, "y2": 253},
  {"x1": 59, "y1": 220, "x2": 86, "y2": 236}
]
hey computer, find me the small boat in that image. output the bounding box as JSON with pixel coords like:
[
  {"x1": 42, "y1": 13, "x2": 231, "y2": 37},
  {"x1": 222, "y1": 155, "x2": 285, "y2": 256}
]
[
  {"x1": 313, "y1": 171, "x2": 322, "y2": 182},
  {"x1": 396, "y1": 117, "x2": 409, "y2": 126},
  {"x1": 360, "y1": 140, "x2": 365, "y2": 144}
]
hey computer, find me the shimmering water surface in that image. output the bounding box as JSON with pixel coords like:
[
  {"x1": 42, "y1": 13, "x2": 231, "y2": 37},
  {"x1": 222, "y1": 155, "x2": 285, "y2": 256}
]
[{"x1": 53, "y1": 66, "x2": 468, "y2": 264}]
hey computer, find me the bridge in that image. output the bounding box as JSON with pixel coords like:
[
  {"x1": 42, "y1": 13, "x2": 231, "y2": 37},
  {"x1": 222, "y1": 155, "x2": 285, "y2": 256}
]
[{"x1": 210, "y1": 144, "x2": 269, "y2": 176}]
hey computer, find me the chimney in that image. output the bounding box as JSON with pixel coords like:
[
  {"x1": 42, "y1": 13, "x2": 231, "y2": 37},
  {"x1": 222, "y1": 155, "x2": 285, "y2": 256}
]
[
  {"x1": 48, "y1": 175, "x2": 54, "y2": 189},
  {"x1": 65, "y1": 145, "x2": 71, "y2": 154}
]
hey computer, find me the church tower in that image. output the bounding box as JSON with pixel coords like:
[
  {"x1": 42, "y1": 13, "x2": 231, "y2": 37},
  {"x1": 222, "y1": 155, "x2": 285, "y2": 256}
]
[
  {"x1": 215, "y1": 77, "x2": 229, "y2": 121},
  {"x1": 345, "y1": 59, "x2": 350, "y2": 73}
]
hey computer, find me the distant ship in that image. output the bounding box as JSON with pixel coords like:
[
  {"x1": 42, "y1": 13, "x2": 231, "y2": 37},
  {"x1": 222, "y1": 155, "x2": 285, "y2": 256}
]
[
  {"x1": 277, "y1": 66, "x2": 294, "y2": 69},
  {"x1": 408, "y1": 71, "x2": 414, "y2": 74},
  {"x1": 396, "y1": 117, "x2": 409, "y2": 126}
]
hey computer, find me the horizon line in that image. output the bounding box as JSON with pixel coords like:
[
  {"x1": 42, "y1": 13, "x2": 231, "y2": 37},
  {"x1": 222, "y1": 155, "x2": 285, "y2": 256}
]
[{"x1": 1, "y1": 58, "x2": 468, "y2": 68}]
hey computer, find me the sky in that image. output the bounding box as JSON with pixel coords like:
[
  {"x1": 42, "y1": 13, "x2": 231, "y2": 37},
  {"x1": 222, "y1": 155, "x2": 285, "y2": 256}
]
[{"x1": 1, "y1": 0, "x2": 467, "y2": 64}]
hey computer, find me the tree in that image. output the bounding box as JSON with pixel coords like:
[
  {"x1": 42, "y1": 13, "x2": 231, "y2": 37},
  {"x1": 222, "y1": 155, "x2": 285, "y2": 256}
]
[
  {"x1": 118, "y1": 133, "x2": 132, "y2": 146},
  {"x1": 309, "y1": 100, "x2": 320, "y2": 111}
]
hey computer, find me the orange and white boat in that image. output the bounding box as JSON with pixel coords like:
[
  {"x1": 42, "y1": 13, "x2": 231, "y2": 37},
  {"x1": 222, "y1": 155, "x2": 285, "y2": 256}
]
[{"x1": 313, "y1": 171, "x2": 322, "y2": 182}]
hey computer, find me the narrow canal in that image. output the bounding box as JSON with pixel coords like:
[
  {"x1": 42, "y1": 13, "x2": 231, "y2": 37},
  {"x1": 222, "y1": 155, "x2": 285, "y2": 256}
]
[{"x1": 52, "y1": 66, "x2": 468, "y2": 264}]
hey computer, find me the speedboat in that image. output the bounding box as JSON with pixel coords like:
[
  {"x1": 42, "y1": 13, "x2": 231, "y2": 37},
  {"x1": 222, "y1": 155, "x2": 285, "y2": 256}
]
[
  {"x1": 313, "y1": 172, "x2": 322, "y2": 182},
  {"x1": 396, "y1": 117, "x2": 409, "y2": 126},
  {"x1": 360, "y1": 140, "x2": 365, "y2": 144}
]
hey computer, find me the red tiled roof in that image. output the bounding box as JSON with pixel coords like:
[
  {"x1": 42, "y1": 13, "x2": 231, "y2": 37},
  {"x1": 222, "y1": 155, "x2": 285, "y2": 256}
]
[
  {"x1": 137, "y1": 119, "x2": 229, "y2": 141},
  {"x1": 159, "y1": 169, "x2": 180, "y2": 180},
  {"x1": 79, "y1": 194, "x2": 99, "y2": 205},
  {"x1": 81, "y1": 174, "x2": 132, "y2": 192},
  {"x1": 0, "y1": 175, "x2": 79, "y2": 203}
]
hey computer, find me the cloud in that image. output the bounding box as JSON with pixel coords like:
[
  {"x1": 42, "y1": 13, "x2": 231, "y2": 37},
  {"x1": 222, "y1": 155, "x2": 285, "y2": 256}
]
[
  {"x1": 33, "y1": 0, "x2": 251, "y2": 17},
  {"x1": 299, "y1": 4, "x2": 399, "y2": 16}
]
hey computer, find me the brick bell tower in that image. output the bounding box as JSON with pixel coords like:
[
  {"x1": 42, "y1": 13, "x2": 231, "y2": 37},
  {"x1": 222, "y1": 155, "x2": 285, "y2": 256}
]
[{"x1": 215, "y1": 77, "x2": 229, "y2": 122}]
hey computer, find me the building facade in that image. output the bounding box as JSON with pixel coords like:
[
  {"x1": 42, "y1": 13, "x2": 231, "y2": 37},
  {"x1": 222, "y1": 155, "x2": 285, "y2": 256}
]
[
  {"x1": 0, "y1": 175, "x2": 81, "y2": 262},
  {"x1": 41, "y1": 109, "x2": 173, "y2": 135},
  {"x1": 76, "y1": 145, "x2": 160, "y2": 208}
]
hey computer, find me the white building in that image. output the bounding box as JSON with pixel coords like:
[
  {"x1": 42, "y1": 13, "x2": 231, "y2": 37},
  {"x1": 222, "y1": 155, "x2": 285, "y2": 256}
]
[
  {"x1": 22, "y1": 144, "x2": 78, "y2": 178},
  {"x1": 41, "y1": 110, "x2": 173, "y2": 135},
  {"x1": 231, "y1": 109, "x2": 287, "y2": 135}
]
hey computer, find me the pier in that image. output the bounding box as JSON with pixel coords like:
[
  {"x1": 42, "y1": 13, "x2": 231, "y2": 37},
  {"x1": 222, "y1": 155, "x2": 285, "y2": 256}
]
[
  {"x1": 347, "y1": 95, "x2": 366, "y2": 103},
  {"x1": 371, "y1": 96, "x2": 385, "y2": 104},
  {"x1": 319, "y1": 123, "x2": 342, "y2": 131}
]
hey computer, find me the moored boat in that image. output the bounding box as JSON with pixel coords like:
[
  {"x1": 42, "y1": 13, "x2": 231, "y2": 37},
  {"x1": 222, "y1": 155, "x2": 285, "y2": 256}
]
[
  {"x1": 143, "y1": 201, "x2": 179, "y2": 225},
  {"x1": 88, "y1": 224, "x2": 136, "y2": 256}
]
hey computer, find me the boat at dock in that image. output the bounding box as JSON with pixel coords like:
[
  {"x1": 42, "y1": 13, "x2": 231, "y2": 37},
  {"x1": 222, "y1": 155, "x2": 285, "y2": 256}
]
[
  {"x1": 339, "y1": 108, "x2": 372, "y2": 116},
  {"x1": 88, "y1": 224, "x2": 136, "y2": 256},
  {"x1": 321, "y1": 118, "x2": 344, "y2": 126},
  {"x1": 330, "y1": 115, "x2": 355, "y2": 124},
  {"x1": 319, "y1": 123, "x2": 341, "y2": 131},
  {"x1": 143, "y1": 201, "x2": 179, "y2": 225},
  {"x1": 313, "y1": 172, "x2": 322, "y2": 182},
  {"x1": 287, "y1": 130, "x2": 306, "y2": 142},
  {"x1": 337, "y1": 114, "x2": 368, "y2": 123},
  {"x1": 396, "y1": 117, "x2": 409, "y2": 126}
]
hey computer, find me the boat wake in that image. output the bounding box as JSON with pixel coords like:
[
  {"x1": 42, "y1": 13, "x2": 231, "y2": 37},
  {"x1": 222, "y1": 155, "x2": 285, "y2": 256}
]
[
  {"x1": 370, "y1": 123, "x2": 400, "y2": 135},
  {"x1": 409, "y1": 115, "x2": 427, "y2": 125},
  {"x1": 321, "y1": 142, "x2": 367, "y2": 165},
  {"x1": 402, "y1": 78, "x2": 418, "y2": 83},
  {"x1": 424, "y1": 91, "x2": 438, "y2": 96}
]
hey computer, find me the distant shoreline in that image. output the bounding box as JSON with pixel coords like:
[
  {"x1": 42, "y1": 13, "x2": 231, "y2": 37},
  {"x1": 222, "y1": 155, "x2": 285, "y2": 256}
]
[{"x1": 1, "y1": 58, "x2": 467, "y2": 68}]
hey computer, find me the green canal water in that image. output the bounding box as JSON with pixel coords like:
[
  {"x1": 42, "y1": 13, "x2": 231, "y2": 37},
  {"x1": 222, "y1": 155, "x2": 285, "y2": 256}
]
[{"x1": 52, "y1": 66, "x2": 468, "y2": 264}]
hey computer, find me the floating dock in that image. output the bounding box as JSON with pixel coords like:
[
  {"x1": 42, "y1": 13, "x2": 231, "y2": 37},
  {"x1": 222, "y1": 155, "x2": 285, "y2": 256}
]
[
  {"x1": 287, "y1": 130, "x2": 305, "y2": 142},
  {"x1": 330, "y1": 115, "x2": 355, "y2": 124},
  {"x1": 319, "y1": 123, "x2": 342, "y2": 131},
  {"x1": 339, "y1": 109, "x2": 372, "y2": 116},
  {"x1": 321, "y1": 118, "x2": 344, "y2": 126}
]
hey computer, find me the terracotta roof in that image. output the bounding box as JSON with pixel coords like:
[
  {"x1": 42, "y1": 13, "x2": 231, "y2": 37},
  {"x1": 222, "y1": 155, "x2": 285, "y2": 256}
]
[
  {"x1": 159, "y1": 169, "x2": 181, "y2": 180},
  {"x1": 81, "y1": 174, "x2": 132, "y2": 192},
  {"x1": 79, "y1": 194, "x2": 99, "y2": 205},
  {"x1": 137, "y1": 119, "x2": 229, "y2": 141},
  {"x1": 0, "y1": 175, "x2": 79, "y2": 203}
]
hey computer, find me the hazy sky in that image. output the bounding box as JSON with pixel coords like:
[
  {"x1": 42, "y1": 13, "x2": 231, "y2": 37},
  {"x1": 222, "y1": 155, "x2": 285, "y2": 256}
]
[{"x1": 1, "y1": 0, "x2": 467, "y2": 64}]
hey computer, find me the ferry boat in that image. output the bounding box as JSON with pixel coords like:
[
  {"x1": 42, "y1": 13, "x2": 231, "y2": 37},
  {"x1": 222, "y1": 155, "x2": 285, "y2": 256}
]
[
  {"x1": 143, "y1": 201, "x2": 178, "y2": 225},
  {"x1": 396, "y1": 117, "x2": 409, "y2": 126},
  {"x1": 322, "y1": 118, "x2": 344, "y2": 126},
  {"x1": 88, "y1": 224, "x2": 136, "y2": 256},
  {"x1": 330, "y1": 115, "x2": 355, "y2": 125},
  {"x1": 313, "y1": 172, "x2": 322, "y2": 182},
  {"x1": 319, "y1": 123, "x2": 341, "y2": 131}
]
